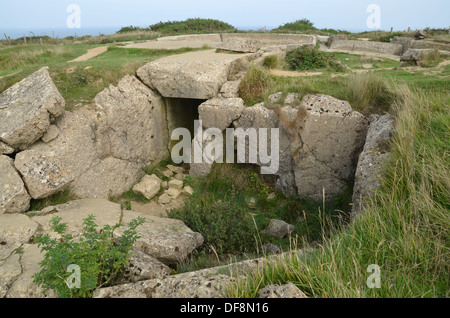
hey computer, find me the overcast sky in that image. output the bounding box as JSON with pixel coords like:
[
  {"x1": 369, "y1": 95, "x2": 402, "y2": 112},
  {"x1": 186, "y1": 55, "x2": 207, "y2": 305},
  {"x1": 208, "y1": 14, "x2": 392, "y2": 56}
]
[{"x1": 0, "y1": 0, "x2": 448, "y2": 31}]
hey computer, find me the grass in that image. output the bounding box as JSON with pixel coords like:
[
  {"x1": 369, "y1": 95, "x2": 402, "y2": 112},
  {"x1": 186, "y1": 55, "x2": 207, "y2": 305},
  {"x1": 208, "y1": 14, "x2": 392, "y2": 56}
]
[
  {"x1": 28, "y1": 189, "x2": 77, "y2": 212},
  {"x1": 419, "y1": 49, "x2": 444, "y2": 68},
  {"x1": 226, "y1": 83, "x2": 450, "y2": 298},
  {"x1": 239, "y1": 64, "x2": 401, "y2": 115},
  {"x1": 168, "y1": 163, "x2": 351, "y2": 273},
  {"x1": 0, "y1": 44, "x2": 208, "y2": 110}
]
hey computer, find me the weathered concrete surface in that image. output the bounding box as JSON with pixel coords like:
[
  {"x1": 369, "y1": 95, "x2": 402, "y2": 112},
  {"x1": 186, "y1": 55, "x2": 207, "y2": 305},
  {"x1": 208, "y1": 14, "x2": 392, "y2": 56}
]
[
  {"x1": 5, "y1": 244, "x2": 55, "y2": 298},
  {"x1": 14, "y1": 75, "x2": 169, "y2": 200},
  {"x1": 400, "y1": 48, "x2": 450, "y2": 65},
  {"x1": 222, "y1": 33, "x2": 316, "y2": 47},
  {"x1": 293, "y1": 94, "x2": 369, "y2": 201},
  {"x1": 391, "y1": 36, "x2": 450, "y2": 54},
  {"x1": 31, "y1": 199, "x2": 123, "y2": 239},
  {"x1": 136, "y1": 50, "x2": 257, "y2": 99},
  {"x1": 0, "y1": 67, "x2": 65, "y2": 151},
  {"x1": 0, "y1": 155, "x2": 31, "y2": 214},
  {"x1": 330, "y1": 39, "x2": 403, "y2": 56},
  {"x1": 115, "y1": 250, "x2": 171, "y2": 284},
  {"x1": 199, "y1": 97, "x2": 245, "y2": 131},
  {"x1": 132, "y1": 174, "x2": 162, "y2": 200},
  {"x1": 116, "y1": 210, "x2": 204, "y2": 265},
  {"x1": 0, "y1": 214, "x2": 38, "y2": 257},
  {"x1": 217, "y1": 38, "x2": 261, "y2": 53},
  {"x1": 351, "y1": 114, "x2": 395, "y2": 218},
  {"x1": 93, "y1": 269, "x2": 232, "y2": 298},
  {"x1": 233, "y1": 103, "x2": 297, "y2": 196},
  {"x1": 94, "y1": 75, "x2": 169, "y2": 165},
  {"x1": 14, "y1": 109, "x2": 95, "y2": 199}
]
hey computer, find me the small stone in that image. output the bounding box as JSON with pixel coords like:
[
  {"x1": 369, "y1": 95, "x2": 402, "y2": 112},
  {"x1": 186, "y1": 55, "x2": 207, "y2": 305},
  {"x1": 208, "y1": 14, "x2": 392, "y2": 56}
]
[
  {"x1": 0, "y1": 142, "x2": 14, "y2": 155},
  {"x1": 168, "y1": 179, "x2": 183, "y2": 191},
  {"x1": 262, "y1": 219, "x2": 295, "y2": 239},
  {"x1": 284, "y1": 93, "x2": 300, "y2": 105},
  {"x1": 165, "y1": 188, "x2": 181, "y2": 199},
  {"x1": 182, "y1": 186, "x2": 194, "y2": 196},
  {"x1": 162, "y1": 170, "x2": 173, "y2": 178},
  {"x1": 41, "y1": 125, "x2": 59, "y2": 143},
  {"x1": 246, "y1": 197, "x2": 257, "y2": 209},
  {"x1": 174, "y1": 173, "x2": 184, "y2": 181},
  {"x1": 261, "y1": 243, "x2": 282, "y2": 255},
  {"x1": 268, "y1": 92, "x2": 283, "y2": 103},
  {"x1": 161, "y1": 181, "x2": 168, "y2": 189},
  {"x1": 132, "y1": 174, "x2": 162, "y2": 200},
  {"x1": 167, "y1": 165, "x2": 184, "y2": 175},
  {"x1": 158, "y1": 193, "x2": 171, "y2": 205},
  {"x1": 267, "y1": 192, "x2": 276, "y2": 201}
]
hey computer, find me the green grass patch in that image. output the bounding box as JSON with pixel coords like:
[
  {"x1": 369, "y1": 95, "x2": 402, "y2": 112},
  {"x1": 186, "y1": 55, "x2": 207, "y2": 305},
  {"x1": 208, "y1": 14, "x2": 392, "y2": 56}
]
[{"x1": 0, "y1": 44, "x2": 207, "y2": 110}]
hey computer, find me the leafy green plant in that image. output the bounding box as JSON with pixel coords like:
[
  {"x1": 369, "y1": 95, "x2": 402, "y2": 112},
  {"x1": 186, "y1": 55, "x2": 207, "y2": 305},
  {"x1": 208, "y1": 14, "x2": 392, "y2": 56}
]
[
  {"x1": 33, "y1": 214, "x2": 145, "y2": 298},
  {"x1": 248, "y1": 172, "x2": 271, "y2": 199},
  {"x1": 285, "y1": 46, "x2": 346, "y2": 72}
]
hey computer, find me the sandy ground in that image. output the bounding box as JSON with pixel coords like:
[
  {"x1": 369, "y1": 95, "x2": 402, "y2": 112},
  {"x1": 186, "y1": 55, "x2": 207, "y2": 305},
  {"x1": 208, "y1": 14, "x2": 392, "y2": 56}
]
[
  {"x1": 68, "y1": 46, "x2": 109, "y2": 62},
  {"x1": 270, "y1": 69, "x2": 323, "y2": 77}
]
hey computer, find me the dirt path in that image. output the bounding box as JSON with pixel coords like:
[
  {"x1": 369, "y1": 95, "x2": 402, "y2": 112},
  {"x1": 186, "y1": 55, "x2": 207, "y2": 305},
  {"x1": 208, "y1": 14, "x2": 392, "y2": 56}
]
[
  {"x1": 0, "y1": 71, "x2": 19, "y2": 80},
  {"x1": 68, "y1": 46, "x2": 108, "y2": 62},
  {"x1": 270, "y1": 69, "x2": 323, "y2": 77}
]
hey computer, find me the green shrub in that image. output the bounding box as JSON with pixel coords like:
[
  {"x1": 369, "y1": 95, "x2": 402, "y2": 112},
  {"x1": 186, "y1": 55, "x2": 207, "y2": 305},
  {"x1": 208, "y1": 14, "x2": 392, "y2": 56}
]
[
  {"x1": 33, "y1": 215, "x2": 144, "y2": 298},
  {"x1": 285, "y1": 46, "x2": 346, "y2": 72},
  {"x1": 168, "y1": 199, "x2": 258, "y2": 255},
  {"x1": 149, "y1": 18, "x2": 236, "y2": 35},
  {"x1": 274, "y1": 19, "x2": 317, "y2": 32},
  {"x1": 116, "y1": 25, "x2": 145, "y2": 33}
]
